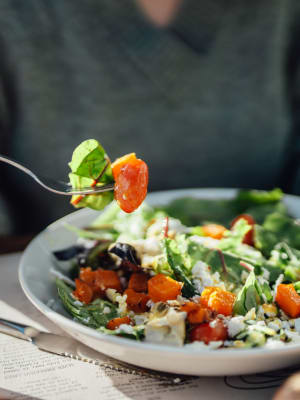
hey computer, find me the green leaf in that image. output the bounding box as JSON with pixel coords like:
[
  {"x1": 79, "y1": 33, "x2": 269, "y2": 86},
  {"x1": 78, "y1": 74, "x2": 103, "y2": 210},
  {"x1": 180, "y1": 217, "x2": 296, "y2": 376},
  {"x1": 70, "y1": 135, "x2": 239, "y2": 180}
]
[
  {"x1": 218, "y1": 218, "x2": 251, "y2": 252},
  {"x1": 233, "y1": 270, "x2": 271, "y2": 316},
  {"x1": 98, "y1": 325, "x2": 145, "y2": 341},
  {"x1": 235, "y1": 188, "x2": 283, "y2": 209},
  {"x1": 164, "y1": 238, "x2": 197, "y2": 298},
  {"x1": 68, "y1": 139, "x2": 114, "y2": 211},
  {"x1": 56, "y1": 279, "x2": 118, "y2": 328}
]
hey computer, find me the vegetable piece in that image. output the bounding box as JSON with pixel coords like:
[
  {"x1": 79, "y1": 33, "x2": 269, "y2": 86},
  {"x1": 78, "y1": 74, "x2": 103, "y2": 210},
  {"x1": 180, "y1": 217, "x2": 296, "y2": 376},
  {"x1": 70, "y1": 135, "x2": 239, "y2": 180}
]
[
  {"x1": 69, "y1": 139, "x2": 114, "y2": 210},
  {"x1": 275, "y1": 284, "x2": 300, "y2": 318},
  {"x1": 73, "y1": 279, "x2": 94, "y2": 304},
  {"x1": 202, "y1": 224, "x2": 227, "y2": 240},
  {"x1": 164, "y1": 238, "x2": 197, "y2": 298},
  {"x1": 106, "y1": 316, "x2": 133, "y2": 330},
  {"x1": 233, "y1": 270, "x2": 272, "y2": 316},
  {"x1": 128, "y1": 273, "x2": 149, "y2": 293},
  {"x1": 94, "y1": 269, "x2": 122, "y2": 295},
  {"x1": 109, "y1": 243, "x2": 140, "y2": 265},
  {"x1": 200, "y1": 287, "x2": 236, "y2": 316},
  {"x1": 230, "y1": 214, "x2": 255, "y2": 246},
  {"x1": 111, "y1": 153, "x2": 137, "y2": 180},
  {"x1": 124, "y1": 288, "x2": 150, "y2": 313},
  {"x1": 99, "y1": 325, "x2": 145, "y2": 340},
  {"x1": 190, "y1": 318, "x2": 228, "y2": 344},
  {"x1": 147, "y1": 274, "x2": 182, "y2": 303},
  {"x1": 57, "y1": 279, "x2": 118, "y2": 328},
  {"x1": 113, "y1": 153, "x2": 148, "y2": 213},
  {"x1": 181, "y1": 302, "x2": 211, "y2": 324}
]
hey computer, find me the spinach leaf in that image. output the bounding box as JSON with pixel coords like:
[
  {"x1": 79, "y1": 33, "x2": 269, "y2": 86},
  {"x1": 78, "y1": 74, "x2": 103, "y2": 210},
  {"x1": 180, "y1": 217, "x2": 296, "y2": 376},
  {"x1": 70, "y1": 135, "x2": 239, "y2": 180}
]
[
  {"x1": 233, "y1": 270, "x2": 271, "y2": 316},
  {"x1": 164, "y1": 238, "x2": 197, "y2": 298},
  {"x1": 56, "y1": 279, "x2": 118, "y2": 328},
  {"x1": 68, "y1": 139, "x2": 114, "y2": 210},
  {"x1": 98, "y1": 325, "x2": 145, "y2": 341}
]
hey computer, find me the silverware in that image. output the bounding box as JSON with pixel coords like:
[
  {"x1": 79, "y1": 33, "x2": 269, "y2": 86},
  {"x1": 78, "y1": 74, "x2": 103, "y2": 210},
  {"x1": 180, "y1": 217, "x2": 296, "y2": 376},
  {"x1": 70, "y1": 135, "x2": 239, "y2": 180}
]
[
  {"x1": 0, "y1": 318, "x2": 191, "y2": 384},
  {"x1": 0, "y1": 154, "x2": 114, "y2": 195}
]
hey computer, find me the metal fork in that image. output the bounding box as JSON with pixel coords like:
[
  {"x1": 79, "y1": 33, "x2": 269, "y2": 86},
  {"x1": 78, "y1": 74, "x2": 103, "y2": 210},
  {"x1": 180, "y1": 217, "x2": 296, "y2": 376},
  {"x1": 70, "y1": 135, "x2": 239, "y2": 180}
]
[{"x1": 0, "y1": 154, "x2": 114, "y2": 195}]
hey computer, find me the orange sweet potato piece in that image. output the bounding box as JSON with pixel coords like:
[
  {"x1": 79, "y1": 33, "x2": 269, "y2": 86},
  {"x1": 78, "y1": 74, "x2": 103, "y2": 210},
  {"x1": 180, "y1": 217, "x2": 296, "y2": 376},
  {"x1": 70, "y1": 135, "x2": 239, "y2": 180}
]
[
  {"x1": 180, "y1": 302, "x2": 211, "y2": 324},
  {"x1": 208, "y1": 290, "x2": 236, "y2": 316},
  {"x1": 106, "y1": 316, "x2": 134, "y2": 330},
  {"x1": 111, "y1": 153, "x2": 137, "y2": 180},
  {"x1": 73, "y1": 279, "x2": 94, "y2": 304},
  {"x1": 180, "y1": 301, "x2": 199, "y2": 313},
  {"x1": 202, "y1": 224, "x2": 227, "y2": 240},
  {"x1": 276, "y1": 284, "x2": 300, "y2": 318},
  {"x1": 94, "y1": 269, "x2": 122, "y2": 295},
  {"x1": 200, "y1": 287, "x2": 236, "y2": 316},
  {"x1": 128, "y1": 272, "x2": 149, "y2": 293},
  {"x1": 200, "y1": 287, "x2": 221, "y2": 308},
  {"x1": 148, "y1": 274, "x2": 182, "y2": 303},
  {"x1": 80, "y1": 267, "x2": 96, "y2": 285},
  {"x1": 124, "y1": 288, "x2": 150, "y2": 313}
]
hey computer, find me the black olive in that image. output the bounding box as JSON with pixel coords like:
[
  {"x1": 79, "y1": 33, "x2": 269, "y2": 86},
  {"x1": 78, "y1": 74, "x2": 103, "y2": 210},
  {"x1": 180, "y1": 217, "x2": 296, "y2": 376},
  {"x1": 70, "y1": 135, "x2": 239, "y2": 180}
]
[{"x1": 109, "y1": 243, "x2": 140, "y2": 265}]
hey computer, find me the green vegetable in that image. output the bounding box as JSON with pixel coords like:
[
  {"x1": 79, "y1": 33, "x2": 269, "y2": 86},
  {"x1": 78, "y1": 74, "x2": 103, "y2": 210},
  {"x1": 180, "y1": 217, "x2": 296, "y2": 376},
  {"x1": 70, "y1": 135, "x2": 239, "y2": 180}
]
[
  {"x1": 218, "y1": 218, "x2": 251, "y2": 251},
  {"x1": 233, "y1": 270, "x2": 271, "y2": 315},
  {"x1": 98, "y1": 325, "x2": 145, "y2": 341},
  {"x1": 68, "y1": 139, "x2": 114, "y2": 210},
  {"x1": 164, "y1": 238, "x2": 197, "y2": 298},
  {"x1": 56, "y1": 279, "x2": 118, "y2": 328},
  {"x1": 256, "y1": 213, "x2": 300, "y2": 257},
  {"x1": 160, "y1": 189, "x2": 285, "y2": 228}
]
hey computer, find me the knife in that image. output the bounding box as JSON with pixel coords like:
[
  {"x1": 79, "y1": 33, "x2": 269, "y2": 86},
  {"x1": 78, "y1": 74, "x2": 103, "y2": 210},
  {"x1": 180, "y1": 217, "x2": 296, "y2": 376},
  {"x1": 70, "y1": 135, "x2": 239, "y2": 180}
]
[{"x1": 0, "y1": 318, "x2": 187, "y2": 383}]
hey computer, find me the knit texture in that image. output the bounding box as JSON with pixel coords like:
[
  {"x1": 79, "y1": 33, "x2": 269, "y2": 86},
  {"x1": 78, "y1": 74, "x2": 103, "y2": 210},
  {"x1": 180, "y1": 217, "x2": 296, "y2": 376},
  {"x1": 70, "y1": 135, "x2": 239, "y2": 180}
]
[{"x1": 0, "y1": 0, "x2": 299, "y2": 234}]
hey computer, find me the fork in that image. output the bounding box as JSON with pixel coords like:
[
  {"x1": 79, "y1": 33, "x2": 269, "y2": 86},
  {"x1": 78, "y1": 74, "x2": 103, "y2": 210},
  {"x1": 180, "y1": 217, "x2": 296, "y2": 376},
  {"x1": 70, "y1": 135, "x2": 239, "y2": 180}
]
[{"x1": 0, "y1": 154, "x2": 114, "y2": 195}]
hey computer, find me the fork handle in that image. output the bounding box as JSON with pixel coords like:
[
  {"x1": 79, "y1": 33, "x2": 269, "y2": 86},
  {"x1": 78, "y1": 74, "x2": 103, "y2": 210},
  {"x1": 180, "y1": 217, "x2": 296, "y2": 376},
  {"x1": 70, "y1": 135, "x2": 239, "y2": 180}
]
[{"x1": 0, "y1": 155, "x2": 35, "y2": 179}]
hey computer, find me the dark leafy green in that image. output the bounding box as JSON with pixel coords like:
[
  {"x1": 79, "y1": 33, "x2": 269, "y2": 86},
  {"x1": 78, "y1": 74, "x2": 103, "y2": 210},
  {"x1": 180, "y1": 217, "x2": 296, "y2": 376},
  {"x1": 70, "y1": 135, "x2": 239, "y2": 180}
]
[
  {"x1": 56, "y1": 279, "x2": 118, "y2": 328},
  {"x1": 164, "y1": 238, "x2": 197, "y2": 298}
]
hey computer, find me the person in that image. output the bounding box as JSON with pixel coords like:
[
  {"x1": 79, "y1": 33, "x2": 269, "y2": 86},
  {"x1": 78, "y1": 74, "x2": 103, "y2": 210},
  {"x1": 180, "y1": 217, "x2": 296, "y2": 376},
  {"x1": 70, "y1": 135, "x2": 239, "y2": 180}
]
[{"x1": 0, "y1": 0, "x2": 299, "y2": 236}]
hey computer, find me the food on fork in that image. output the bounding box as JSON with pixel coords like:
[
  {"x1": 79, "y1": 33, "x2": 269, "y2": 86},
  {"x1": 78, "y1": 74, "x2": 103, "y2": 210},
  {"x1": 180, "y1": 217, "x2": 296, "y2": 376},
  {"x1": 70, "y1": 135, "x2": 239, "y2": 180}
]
[{"x1": 69, "y1": 139, "x2": 148, "y2": 213}]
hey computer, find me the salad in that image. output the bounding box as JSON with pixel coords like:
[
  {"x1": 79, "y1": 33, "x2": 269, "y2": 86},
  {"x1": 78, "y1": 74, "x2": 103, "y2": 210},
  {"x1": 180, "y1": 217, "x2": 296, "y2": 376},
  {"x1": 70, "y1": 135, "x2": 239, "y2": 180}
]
[{"x1": 53, "y1": 141, "x2": 300, "y2": 350}]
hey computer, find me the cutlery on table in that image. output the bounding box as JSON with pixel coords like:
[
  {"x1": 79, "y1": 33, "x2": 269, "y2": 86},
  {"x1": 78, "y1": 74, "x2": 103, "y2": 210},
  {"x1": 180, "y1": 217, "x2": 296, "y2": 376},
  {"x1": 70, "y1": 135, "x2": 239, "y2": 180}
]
[
  {"x1": 0, "y1": 318, "x2": 188, "y2": 383},
  {"x1": 0, "y1": 155, "x2": 114, "y2": 196}
]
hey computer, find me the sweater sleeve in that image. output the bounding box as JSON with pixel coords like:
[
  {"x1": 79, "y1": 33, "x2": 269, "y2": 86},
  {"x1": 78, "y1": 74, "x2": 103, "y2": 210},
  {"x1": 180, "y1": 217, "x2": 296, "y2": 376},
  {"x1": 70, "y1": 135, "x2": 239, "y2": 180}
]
[{"x1": 279, "y1": 1, "x2": 300, "y2": 194}]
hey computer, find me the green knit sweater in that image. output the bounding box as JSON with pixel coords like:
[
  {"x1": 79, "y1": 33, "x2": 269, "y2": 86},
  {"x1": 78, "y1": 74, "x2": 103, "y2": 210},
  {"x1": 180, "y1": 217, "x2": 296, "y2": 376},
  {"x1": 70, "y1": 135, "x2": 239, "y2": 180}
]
[{"x1": 0, "y1": 0, "x2": 299, "y2": 234}]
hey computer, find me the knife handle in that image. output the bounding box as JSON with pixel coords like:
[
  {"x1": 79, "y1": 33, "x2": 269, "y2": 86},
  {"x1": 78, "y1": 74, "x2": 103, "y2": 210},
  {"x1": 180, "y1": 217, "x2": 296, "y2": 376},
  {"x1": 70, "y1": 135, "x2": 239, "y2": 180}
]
[{"x1": 0, "y1": 317, "x2": 40, "y2": 341}]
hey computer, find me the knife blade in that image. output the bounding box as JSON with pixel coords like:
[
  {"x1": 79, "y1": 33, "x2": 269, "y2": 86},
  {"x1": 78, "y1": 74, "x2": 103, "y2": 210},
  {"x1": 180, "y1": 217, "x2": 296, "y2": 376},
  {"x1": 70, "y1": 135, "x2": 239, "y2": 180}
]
[{"x1": 0, "y1": 317, "x2": 187, "y2": 383}]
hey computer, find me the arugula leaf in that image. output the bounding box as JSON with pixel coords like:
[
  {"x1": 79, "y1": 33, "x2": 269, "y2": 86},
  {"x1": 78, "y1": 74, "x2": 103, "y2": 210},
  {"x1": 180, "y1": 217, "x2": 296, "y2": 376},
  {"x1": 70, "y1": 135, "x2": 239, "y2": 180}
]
[
  {"x1": 164, "y1": 238, "x2": 197, "y2": 298},
  {"x1": 56, "y1": 279, "x2": 118, "y2": 328}
]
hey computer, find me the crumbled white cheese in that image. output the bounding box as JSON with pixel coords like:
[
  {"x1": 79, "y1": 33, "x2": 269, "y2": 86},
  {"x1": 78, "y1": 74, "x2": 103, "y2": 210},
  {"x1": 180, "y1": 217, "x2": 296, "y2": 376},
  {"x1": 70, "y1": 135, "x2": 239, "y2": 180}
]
[
  {"x1": 103, "y1": 307, "x2": 111, "y2": 314},
  {"x1": 117, "y1": 324, "x2": 134, "y2": 335},
  {"x1": 147, "y1": 217, "x2": 189, "y2": 239},
  {"x1": 145, "y1": 308, "x2": 186, "y2": 346},
  {"x1": 227, "y1": 317, "x2": 245, "y2": 338}
]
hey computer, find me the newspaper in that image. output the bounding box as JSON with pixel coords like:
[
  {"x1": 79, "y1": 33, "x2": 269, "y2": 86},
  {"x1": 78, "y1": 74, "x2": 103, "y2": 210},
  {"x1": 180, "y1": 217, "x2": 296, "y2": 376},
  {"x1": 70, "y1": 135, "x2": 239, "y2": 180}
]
[{"x1": 0, "y1": 253, "x2": 292, "y2": 400}]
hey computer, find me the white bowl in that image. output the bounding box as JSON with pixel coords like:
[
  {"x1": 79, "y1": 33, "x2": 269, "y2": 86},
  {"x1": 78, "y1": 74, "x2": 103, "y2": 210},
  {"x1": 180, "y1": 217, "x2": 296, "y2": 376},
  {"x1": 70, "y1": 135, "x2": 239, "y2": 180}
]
[{"x1": 19, "y1": 188, "x2": 300, "y2": 376}]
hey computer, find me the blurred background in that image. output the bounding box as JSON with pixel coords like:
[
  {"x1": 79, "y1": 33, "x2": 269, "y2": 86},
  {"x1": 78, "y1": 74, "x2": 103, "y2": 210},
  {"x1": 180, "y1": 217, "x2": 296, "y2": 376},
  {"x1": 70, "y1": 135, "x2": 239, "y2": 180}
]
[{"x1": 0, "y1": 0, "x2": 300, "y2": 251}]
